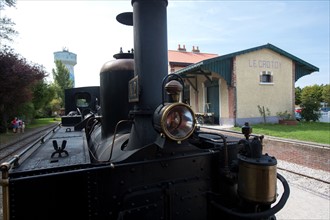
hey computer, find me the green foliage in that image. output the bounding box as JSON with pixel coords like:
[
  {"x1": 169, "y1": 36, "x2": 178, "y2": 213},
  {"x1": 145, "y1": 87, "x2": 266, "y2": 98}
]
[
  {"x1": 301, "y1": 84, "x2": 323, "y2": 104},
  {"x1": 295, "y1": 87, "x2": 302, "y2": 105},
  {"x1": 0, "y1": 46, "x2": 47, "y2": 133},
  {"x1": 28, "y1": 117, "x2": 60, "y2": 128},
  {"x1": 296, "y1": 84, "x2": 329, "y2": 107},
  {"x1": 0, "y1": 0, "x2": 16, "y2": 9},
  {"x1": 49, "y1": 98, "x2": 62, "y2": 116},
  {"x1": 301, "y1": 101, "x2": 320, "y2": 122},
  {"x1": 0, "y1": 47, "x2": 46, "y2": 111},
  {"x1": 52, "y1": 60, "x2": 73, "y2": 107},
  {"x1": 322, "y1": 84, "x2": 330, "y2": 104},
  {"x1": 233, "y1": 122, "x2": 330, "y2": 144},
  {"x1": 0, "y1": 117, "x2": 60, "y2": 145},
  {"x1": 276, "y1": 110, "x2": 294, "y2": 120},
  {"x1": 300, "y1": 84, "x2": 322, "y2": 121},
  {"x1": 0, "y1": 0, "x2": 18, "y2": 43},
  {"x1": 15, "y1": 102, "x2": 35, "y2": 123},
  {"x1": 0, "y1": 17, "x2": 18, "y2": 42},
  {"x1": 32, "y1": 80, "x2": 56, "y2": 117}
]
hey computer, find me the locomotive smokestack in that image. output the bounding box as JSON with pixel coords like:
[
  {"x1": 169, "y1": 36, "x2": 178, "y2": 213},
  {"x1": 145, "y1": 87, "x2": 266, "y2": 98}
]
[
  {"x1": 132, "y1": 0, "x2": 168, "y2": 109},
  {"x1": 125, "y1": 0, "x2": 169, "y2": 150}
]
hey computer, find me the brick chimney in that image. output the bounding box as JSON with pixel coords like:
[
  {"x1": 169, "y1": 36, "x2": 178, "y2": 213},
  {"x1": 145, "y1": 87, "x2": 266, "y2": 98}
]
[
  {"x1": 192, "y1": 46, "x2": 200, "y2": 53},
  {"x1": 178, "y1": 44, "x2": 186, "y2": 52}
]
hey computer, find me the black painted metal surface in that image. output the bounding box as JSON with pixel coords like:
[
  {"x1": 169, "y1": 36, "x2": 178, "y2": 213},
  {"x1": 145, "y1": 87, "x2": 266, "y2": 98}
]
[
  {"x1": 11, "y1": 126, "x2": 90, "y2": 172},
  {"x1": 126, "y1": 0, "x2": 169, "y2": 150},
  {"x1": 100, "y1": 51, "x2": 134, "y2": 138}
]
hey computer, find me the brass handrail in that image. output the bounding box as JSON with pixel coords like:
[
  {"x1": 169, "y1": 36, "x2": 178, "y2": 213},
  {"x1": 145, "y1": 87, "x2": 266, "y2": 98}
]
[{"x1": 0, "y1": 162, "x2": 10, "y2": 220}]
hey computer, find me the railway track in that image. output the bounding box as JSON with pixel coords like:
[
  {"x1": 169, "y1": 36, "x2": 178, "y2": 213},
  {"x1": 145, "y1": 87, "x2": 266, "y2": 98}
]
[
  {"x1": 200, "y1": 125, "x2": 329, "y2": 201},
  {"x1": 200, "y1": 125, "x2": 330, "y2": 148},
  {"x1": 200, "y1": 126, "x2": 330, "y2": 185},
  {"x1": 277, "y1": 164, "x2": 329, "y2": 200},
  {"x1": 0, "y1": 123, "x2": 60, "y2": 164},
  {"x1": 278, "y1": 167, "x2": 330, "y2": 184}
]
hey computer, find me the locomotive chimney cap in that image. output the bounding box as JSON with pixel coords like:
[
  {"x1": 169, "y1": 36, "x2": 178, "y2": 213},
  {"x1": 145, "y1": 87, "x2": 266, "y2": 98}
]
[
  {"x1": 116, "y1": 12, "x2": 133, "y2": 26},
  {"x1": 113, "y1": 48, "x2": 134, "y2": 59}
]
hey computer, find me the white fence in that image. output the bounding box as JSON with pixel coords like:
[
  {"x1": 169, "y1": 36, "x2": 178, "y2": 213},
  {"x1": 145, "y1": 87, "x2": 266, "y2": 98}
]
[{"x1": 319, "y1": 111, "x2": 330, "y2": 123}]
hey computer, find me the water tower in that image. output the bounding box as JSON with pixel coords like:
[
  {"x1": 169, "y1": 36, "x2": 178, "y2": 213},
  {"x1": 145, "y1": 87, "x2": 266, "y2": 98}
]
[{"x1": 54, "y1": 48, "x2": 77, "y2": 87}]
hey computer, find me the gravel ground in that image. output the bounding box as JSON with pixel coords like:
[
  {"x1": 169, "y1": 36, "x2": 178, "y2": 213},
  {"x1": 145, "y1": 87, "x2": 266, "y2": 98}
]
[
  {"x1": 277, "y1": 160, "x2": 330, "y2": 199},
  {"x1": 276, "y1": 160, "x2": 329, "y2": 220}
]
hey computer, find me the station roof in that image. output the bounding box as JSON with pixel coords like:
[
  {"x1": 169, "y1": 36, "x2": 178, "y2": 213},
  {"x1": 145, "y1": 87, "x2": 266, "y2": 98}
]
[
  {"x1": 175, "y1": 43, "x2": 319, "y2": 86},
  {"x1": 168, "y1": 49, "x2": 218, "y2": 66}
]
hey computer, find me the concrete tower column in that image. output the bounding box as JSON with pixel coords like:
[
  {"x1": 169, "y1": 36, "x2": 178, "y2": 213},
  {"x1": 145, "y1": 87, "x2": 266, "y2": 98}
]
[{"x1": 54, "y1": 48, "x2": 77, "y2": 87}]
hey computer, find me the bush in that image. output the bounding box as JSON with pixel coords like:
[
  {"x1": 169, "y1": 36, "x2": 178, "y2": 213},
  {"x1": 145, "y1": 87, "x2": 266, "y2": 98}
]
[
  {"x1": 300, "y1": 101, "x2": 320, "y2": 122},
  {"x1": 301, "y1": 105, "x2": 320, "y2": 121},
  {"x1": 299, "y1": 85, "x2": 322, "y2": 122},
  {"x1": 276, "y1": 110, "x2": 293, "y2": 120}
]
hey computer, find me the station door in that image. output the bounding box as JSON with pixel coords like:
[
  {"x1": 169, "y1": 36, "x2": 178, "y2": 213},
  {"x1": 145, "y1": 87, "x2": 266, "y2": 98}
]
[{"x1": 206, "y1": 80, "x2": 219, "y2": 124}]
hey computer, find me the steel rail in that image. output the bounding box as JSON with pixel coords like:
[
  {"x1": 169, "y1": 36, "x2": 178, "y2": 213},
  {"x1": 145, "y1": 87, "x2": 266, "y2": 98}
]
[
  {"x1": 200, "y1": 126, "x2": 330, "y2": 184},
  {"x1": 200, "y1": 125, "x2": 330, "y2": 149},
  {"x1": 277, "y1": 167, "x2": 330, "y2": 184},
  {"x1": 0, "y1": 123, "x2": 61, "y2": 167},
  {"x1": 0, "y1": 123, "x2": 60, "y2": 151}
]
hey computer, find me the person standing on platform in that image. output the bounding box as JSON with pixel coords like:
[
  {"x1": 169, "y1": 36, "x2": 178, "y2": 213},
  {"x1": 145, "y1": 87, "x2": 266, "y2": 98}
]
[
  {"x1": 17, "y1": 118, "x2": 23, "y2": 133},
  {"x1": 11, "y1": 117, "x2": 18, "y2": 133}
]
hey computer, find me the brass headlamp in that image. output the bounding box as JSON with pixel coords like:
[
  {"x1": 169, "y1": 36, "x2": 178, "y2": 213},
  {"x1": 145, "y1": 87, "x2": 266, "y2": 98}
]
[{"x1": 153, "y1": 74, "x2": 196, "y2": 142}]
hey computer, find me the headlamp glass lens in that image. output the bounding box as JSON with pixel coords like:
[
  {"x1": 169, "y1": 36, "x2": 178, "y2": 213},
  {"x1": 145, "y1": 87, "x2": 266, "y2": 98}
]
[{"x1": 164, "y1": 105, "x2": 194, "y2": 140}]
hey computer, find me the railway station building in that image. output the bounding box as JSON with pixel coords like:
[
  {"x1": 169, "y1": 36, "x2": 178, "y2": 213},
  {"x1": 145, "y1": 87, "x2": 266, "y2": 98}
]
[{"x1": 169, "y1": 43, "x2": 319, "y2": 126}]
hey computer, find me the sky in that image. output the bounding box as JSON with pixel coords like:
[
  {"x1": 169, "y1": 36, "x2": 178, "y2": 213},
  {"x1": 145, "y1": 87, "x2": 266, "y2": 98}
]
[{"x1": 1, "y1": 0, "x2": 329, "y2": 88}]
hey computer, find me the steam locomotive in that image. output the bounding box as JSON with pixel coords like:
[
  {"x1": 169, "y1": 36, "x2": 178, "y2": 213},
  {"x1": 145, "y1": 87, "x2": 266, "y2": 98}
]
[{"x1": 0, "y1": 1, "x2": 289, "y2": 219}]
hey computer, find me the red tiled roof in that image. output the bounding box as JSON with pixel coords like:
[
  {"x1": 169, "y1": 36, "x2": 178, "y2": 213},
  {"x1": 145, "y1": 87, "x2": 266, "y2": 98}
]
[{"x1": 168, "y1": 50, "x2": 218, "y2": 64}]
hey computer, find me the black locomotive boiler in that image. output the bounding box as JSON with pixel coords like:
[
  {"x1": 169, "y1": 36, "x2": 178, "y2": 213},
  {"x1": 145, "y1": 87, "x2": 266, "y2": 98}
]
[{"x1": 0, "y1": 1, "x2": 290, "y2": 220}]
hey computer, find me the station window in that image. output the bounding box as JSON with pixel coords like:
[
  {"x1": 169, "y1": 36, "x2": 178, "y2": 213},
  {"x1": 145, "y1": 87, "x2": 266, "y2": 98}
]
[{"x1": 260, "y1": 71, "x2": 273, "y2": 84}]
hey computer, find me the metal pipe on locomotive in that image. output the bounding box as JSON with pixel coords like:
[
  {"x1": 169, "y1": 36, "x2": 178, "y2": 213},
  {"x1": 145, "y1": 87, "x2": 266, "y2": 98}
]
[{"x1": 0, "y1": 0, "x2": 290, "y2": 219}]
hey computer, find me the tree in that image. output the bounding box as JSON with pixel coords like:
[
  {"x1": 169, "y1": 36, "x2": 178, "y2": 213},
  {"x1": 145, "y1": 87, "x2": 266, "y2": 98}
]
[
  {"x1": 0, "y1": 47, "x2": 46, "y2": 131},
  {"x1": 322, "y1": 84, "x2": 330, "y2": 105},
  {"x1": 0, "y1": 0, "x2": 18, "y2": 44},
  {"x1": 0, "y1": 0, "x2": 16, "y2": 8},
  {"x1": 295, "y1": 87, "x2": 302, "y2": 106},
  {"x1": 49, "y1": 98, "x2": 62, "y2": 116},
  {"x1": 300, "y1": 85, "x2": 322, "y2": 122},
  {"x1": 32, "y1": 80, "x2": 56, "y2": 117},
  {"x1": 301, "y1": 84, "x2": 323, "y2": 104},
  {"x1": 52, "y1": 60, "x2": 73, "y2": 108}
]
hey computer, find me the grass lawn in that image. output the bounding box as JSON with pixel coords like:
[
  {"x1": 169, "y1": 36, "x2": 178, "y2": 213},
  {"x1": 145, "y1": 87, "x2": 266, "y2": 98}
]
[
  {"x1": 1, "y1": 118, "x2": 329, "y2": 146},
  {"x1": 0, "y1": 117, "x2": 60, "y2": 146},
  {"x1": 27, "y1": 117, "x2": 61, "y2": 128},
  {"x1": 231, "y1": 122, "x2": 330, "y2": 145}
]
